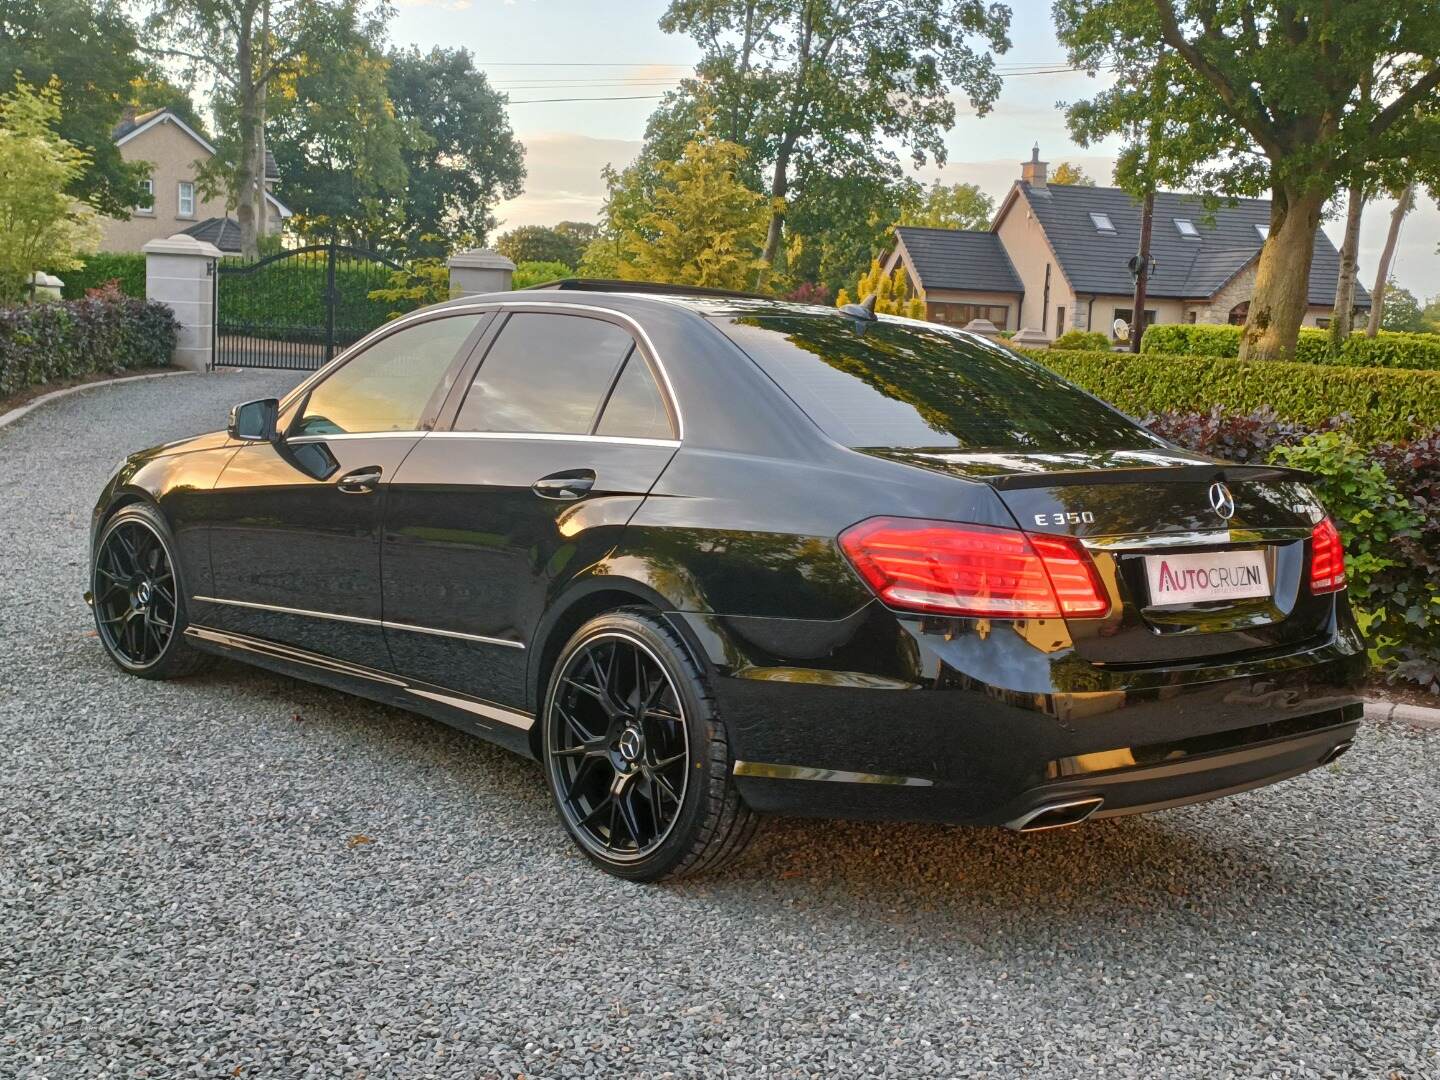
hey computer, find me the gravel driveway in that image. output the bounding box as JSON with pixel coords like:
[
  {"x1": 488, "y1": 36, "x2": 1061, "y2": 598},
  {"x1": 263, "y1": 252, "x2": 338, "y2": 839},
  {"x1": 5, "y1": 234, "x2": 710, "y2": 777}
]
[{"x1": 2, "y1": 370, "x2": 1438, "y2": 1079}]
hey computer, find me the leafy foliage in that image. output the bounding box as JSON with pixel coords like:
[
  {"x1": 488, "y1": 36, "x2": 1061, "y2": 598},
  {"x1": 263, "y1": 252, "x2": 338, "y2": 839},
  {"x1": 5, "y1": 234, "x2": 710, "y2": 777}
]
[
  {"x1": 1371, "y1": 431, "x2": 1440, "y2": 691},
  {"x1": 1142, "y1": 405, "x2": 1333, "y2": 463},
  {"x1": 1049, "y1": 330, "x2": 1111, "y2": 351},
  {"x1": 383, "y1": 46, "x2": 525, "y2": 255},
  {"x1": 497, "y1": 226, "x2": 583, "y2": 269},
  {"x1": 1025, "y1": 348, "x2": 1440, "y2": 445},
  {"x1": 510, "y1": 261, "x2": 573, "y2": 290},
  {"x1": 59, "y1": 252, "x2": 147, "y2": 299},
  {"x1": 366, "y1": 258, "x2": 452, "y2": 317},
  {"x1": 1141, "y1": 323, "x2": 1440, "y2": 370},
  {"x1": 1050, "y1": 162, "x2": 1097, "y2": 186},
  {"x1": 0, "y1": 79, "x2": 100, "y2": 304},
  {"x1": 834, "y1": 261, "x2": 924, "y2": 318},
  {"x1": 896, "y1": 180, "x2": 994, "y2": 230},
  {"x1": 0, "y1": 294, "x2": 176, "y2": 399},
  {"x1": 1380, "y1": 281, "x2": 1426, "y2": 332},
  {"x1": 0, "y1": 0, "x2": 150, "y2": 216}
]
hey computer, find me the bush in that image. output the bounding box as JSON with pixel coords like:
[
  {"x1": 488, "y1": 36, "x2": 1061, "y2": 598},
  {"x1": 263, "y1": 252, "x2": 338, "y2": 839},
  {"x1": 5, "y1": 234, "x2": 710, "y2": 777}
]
[
  {"x1": 217, "y1": 254, "x2": 406, "y2": 340},
  {"x1": 1141, "y1": 405, "x2": 1335, "y2": 464},
  {"x1": 511, "y1": 260, "x2": 573, "y2": 290},
  {"x1": 0, "y1": 294, "x2": 177, "y2": 399},
  {"x1": 1139, "y1": 323, "x2": 1440, "y2": 370},
  {"x1": 1371, "y1": 431, "x2": 1440, "y2": 692},
  {"x1": 1050, "y1": 329, "x2": 1111, "y2": 351},
  {"x1": 59, "y1": 252, "x2": 147, "y2": 299},
  {"x1": 1024, "y1": 347, "x2": 1440, "y2": 446}
]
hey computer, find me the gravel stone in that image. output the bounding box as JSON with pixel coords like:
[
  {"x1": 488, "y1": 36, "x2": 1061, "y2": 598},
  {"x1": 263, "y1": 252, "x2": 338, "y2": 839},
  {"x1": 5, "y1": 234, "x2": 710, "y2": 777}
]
[{"x1": 1, "y1": 370, "x2": 1438, "y2": 1078}]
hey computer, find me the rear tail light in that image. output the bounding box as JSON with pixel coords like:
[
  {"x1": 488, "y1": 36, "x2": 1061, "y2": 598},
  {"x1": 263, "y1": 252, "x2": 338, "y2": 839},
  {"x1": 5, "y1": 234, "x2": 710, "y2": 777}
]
[
  {"x1": 838, "y1": 517, "x2": 1110, "y2": 619},
  {"x1": 1309, "y1": 518, "x2": 1347, "y2": 594}
]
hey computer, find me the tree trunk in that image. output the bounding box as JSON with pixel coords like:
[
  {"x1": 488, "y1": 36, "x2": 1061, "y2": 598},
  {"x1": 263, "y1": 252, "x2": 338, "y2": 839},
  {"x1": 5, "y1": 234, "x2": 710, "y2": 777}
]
[
  {"x1": 235, "y1": 32, "x2": 260, "y2": 260},
  {"x1": 253, "y1": 0, "x2": 270, "y2": 245},
  {"x1": 1239, "y1": 184, "x2": 1326, "y2": 360},
  {"x1": 1328, "y1": 180, "x2": 1364, "y2": 349},
  {"x1": 1365, "y1": 182, "x2": 1414, "y2": 337},
  {"x1": 1129, "y1": 189, "x2": 1154, "y2": 353},
  {"x1": 759, "y1": 138, "x2": 792, "y2": 269}
]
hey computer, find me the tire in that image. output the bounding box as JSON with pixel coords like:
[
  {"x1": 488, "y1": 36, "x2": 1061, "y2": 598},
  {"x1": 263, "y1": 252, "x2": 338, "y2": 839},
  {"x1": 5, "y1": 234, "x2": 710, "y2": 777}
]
[
  {"x1": 542, "y1": 607, "x2": 757, "y2": 882},
  {"x1": 91, "y1": 502, "x2": 213, "y2": 680}
]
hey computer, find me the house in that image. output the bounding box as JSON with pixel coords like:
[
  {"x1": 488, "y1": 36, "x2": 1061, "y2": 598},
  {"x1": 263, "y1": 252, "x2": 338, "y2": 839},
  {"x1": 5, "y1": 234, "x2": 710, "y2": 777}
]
[
  {"x1": 98, "y1": 108, "x2": 292, "y2": 253},
  {"x1": 885, "y1": 148, "x2": 1367, "y2": 339}
]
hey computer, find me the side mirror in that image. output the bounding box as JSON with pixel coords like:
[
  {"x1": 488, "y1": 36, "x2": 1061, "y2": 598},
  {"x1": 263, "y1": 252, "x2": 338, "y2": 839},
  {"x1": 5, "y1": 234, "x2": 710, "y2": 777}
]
[{"x1": 228, "y1": 398, "x2": 280, "y2": 442}]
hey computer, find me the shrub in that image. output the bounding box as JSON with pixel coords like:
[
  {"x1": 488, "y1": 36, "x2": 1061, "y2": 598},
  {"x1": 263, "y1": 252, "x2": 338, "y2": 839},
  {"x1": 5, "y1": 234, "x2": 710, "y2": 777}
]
[
  {"x1": 1371, "y1": 431, "x2": 1440, "y2": 692},
  {"x1": 1141, "y1": 405, "x2": 1336, "y2": 463},
  {"x1": 59, "y1": 252, "x2": 147, "y2": 299},
  {"x1": 217, "y1": 255, "x2": 406, "y2": 340},
  {"x1": 0, "y1": 294, "x2": 177, "y2": 399},
  {"x1": 511, "y1": 260, "x2": 573, "y2": 290},
  {"x1": 1023, "y1": 347, "x2": 1440, "y2": 446},
  {"x1": 1139, "y1": 323, "x2": 1440, "y2": 370},
  {"x1": 1050, "y1": 329, "x2": 1111, "y2": 351},
  {"x1": 367, "y1": 259, "x2": 452, "y2": 317}
]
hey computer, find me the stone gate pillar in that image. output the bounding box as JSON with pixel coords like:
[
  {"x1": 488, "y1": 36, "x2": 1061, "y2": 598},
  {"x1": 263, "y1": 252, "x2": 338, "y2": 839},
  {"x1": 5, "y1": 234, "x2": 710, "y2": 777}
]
[
  {"x1": 142, "y1": 235, "x2": 223, "y2": 372},
  {"x1": 448, "y1": 249, "x2": 516, "y2": 298}
]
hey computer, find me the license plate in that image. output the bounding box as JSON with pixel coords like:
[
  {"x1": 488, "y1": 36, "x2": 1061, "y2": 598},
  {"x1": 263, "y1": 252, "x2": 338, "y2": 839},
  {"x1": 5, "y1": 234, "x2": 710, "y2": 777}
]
[{"x1": 1143, "y1": 549, "x2": 1270, "y2": 606}]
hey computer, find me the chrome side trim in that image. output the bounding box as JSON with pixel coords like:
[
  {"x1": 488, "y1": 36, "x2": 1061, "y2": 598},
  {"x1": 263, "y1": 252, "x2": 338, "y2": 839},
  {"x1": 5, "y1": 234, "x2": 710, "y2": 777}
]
[
  {"x1": 192, "y1": 595, "x2": 526, "y2": 650},
  {"x1": 184, "y1": 626, "x2": 407, "y2": 686},
  {"x1": 193, "y1": 595, "x2": 381, "y2": 626},
  {"x1": 405, "y1": 688, "x2": 534, "y2": 730},
  {"x1": 732, "y1": 760, "x2": 934, "y2": 787},
  {"x1": 382, "y1": 620, "x2": 526, "y2": 650},
  {"x1": 424, "y1": 431, "x2": 679, "y2": 449},
  {"x1": 286, "y1": 431, "x2": 425, "y2": 444},
  {"x1": 1083, "y1": 527, "x2": 1309, "y2": 551}
]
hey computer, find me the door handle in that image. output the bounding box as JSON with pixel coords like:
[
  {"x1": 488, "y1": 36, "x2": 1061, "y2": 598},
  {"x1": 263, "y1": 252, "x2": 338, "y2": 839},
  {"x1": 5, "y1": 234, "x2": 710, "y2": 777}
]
[
  {"x1": 532, "y1": 469, "x2": 596, "y2": 501},
  {"x1": 337, "y1": 466, "x2": 383, "y2": 494}
]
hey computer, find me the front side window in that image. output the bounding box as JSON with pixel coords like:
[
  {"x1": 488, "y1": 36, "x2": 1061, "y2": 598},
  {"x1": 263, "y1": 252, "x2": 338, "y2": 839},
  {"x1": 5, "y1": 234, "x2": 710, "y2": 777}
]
[
  {"x1": 177, "y1": 181, "x2": 195, "y2": 217},
  {"x1": 454, "y1": 313, "x2": 635, "y2": 434},
  {"x1": 716, "y1": 315, "x2": 1161, "y2": 452},
  {"x1": 294, "y1": 314, "x2": 484, "y2": 436}
]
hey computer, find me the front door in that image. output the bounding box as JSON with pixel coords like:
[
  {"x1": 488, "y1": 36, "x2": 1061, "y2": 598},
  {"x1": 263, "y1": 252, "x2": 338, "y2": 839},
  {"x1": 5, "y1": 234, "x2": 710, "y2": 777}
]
[
  {"x1": 381, "y1": 310, "x2": 680, "y2": 709},
  {"x1": 198, "y1": 312, "x2": 490, "y2": 669}
]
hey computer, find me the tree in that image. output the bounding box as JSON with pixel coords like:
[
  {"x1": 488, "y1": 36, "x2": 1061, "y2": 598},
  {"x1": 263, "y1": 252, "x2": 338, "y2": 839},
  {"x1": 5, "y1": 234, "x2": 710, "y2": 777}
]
[
  {"x1": 606, "y1": 133, "x2": 768, "y2": 291},
  {"x1": 658, "y1": 0, "x2": 1011, "y2": 271},
  {"x1": 1050, "y1": 161, "x2": 1096, "y2": 186},
  {"x1": 496, "y1": 225, "x2": 583, "y2": 268},
  {"x1": 128, "y1": 72, "x2": 210, "y2": 138},
  {"x1": 897, "y1": 180, "x2": 994, "y2": 230},
  {"x1": 834, "y1": 260, "x2": 925, "y2": 318},
  {"x1": 554, "y1": 221, "x2": 600, "y2": 256},
  {"x1": 0, "y1": 0, "x2": 150, "y2": 217},
  {"x1": 1054, "y1": 0, "x2": 1440, "y2": 359},
  {"x1": 1366, "y1": 183, "x2": 1415, "y2": 337},
  {"x1": 145, "y1": 0, "x2": 348, "y2": 256},
  {"x1": 384, "y1": 46, "x2": 524, "y2": 255},
  {"x1": 784, "y1": 157, "x2": 920, "y2": 295},
  {"x1": 1378, "y1": 280, "x2": 1424, "y2": 333},
  {"x1": 1420, "y1": 294, "x2": 1440, "y2": 335},
  {"x1": 264, "y1": 5, "x2": 413, "y2": 246},
  {"x1": 0, "y1": 79, "x2": 100, "y2": 302}
]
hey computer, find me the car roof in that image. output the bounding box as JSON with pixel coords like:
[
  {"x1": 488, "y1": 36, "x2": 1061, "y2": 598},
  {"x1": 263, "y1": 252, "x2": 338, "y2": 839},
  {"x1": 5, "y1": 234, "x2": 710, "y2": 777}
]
[{"x1": 428, "y1": 283, "x2": 840, "y2": 320}]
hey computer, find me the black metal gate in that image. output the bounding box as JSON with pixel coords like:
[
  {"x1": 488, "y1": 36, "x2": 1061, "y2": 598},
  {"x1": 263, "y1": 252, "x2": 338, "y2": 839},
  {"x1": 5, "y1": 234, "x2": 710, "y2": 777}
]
[{"x1": 212, "y1": 242, "x2": 405, "y2": 370}]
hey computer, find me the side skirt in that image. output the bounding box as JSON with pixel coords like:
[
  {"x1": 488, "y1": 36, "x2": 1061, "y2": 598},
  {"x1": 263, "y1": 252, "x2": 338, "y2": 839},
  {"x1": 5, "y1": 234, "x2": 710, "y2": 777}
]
[{"x1": 184, "y1": 625, "x2": 537, "y2": 757}]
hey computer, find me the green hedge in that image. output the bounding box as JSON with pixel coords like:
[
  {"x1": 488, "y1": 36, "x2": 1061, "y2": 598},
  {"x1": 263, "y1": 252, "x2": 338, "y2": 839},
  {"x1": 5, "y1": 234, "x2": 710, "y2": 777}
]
[
  {"x1": 217, "y1": 257, "x2": 409, "y2": 340},
  {"x1": 1022, "y1": 347, "x2": 1440, "y2": 446},
  {"x1": 1139, "y1": 323, "x2": 1440, "y2": 370},
  {"x1": 59, "y1": 252, "x2": 147, "y2": 300},
  {"x1": 1050, "y1": 329, "x2": 1111, "y2": 351},
  {"x1": 1, "y1": 296, "x2": 177, "y2": 399}
]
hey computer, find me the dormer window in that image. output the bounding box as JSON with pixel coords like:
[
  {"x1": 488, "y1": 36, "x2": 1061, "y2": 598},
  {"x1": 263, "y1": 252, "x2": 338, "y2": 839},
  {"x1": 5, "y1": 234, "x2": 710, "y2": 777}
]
[
  {"x1": 1089, "y1": 212, "x2": 1116, "y2": 233},
  {"x1": 1174, "y1": 218, "x2": 1199, "y2": 237},
  {"x1": 1255, "y1": 224, "x2": 1270, "y2": 240}
]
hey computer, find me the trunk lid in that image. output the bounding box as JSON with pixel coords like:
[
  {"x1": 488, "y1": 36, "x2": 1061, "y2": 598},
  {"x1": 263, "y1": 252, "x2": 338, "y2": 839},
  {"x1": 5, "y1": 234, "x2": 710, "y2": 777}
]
[{"x1": 861, "y1": 447, "x2": 1333, "y2": 666}]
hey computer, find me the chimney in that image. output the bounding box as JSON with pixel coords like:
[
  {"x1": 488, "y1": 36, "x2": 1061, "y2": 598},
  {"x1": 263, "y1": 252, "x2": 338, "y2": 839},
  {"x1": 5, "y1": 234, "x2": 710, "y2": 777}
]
[{"x1": 1022, "y1": 143, "x2": 1047, "y2": 188}]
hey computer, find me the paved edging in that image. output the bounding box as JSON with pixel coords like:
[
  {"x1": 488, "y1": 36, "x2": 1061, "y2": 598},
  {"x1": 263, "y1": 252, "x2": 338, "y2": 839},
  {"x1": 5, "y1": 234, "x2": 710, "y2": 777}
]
[
  {"x1": 1365, "y1": 700, "x2": 1440, "y2": 730},
  {"x1": 0, "y1": 369, "x2": 197, "y2": 432}
]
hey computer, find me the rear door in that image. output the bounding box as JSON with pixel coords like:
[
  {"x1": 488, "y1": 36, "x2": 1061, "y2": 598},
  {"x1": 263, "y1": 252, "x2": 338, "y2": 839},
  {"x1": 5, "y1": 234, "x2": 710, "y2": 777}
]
[
  {"x1": 201, "y1": 312, "x2": 490, "y2": 669},
  {"x1": 380, "y1": 309, "x2": 679, "y2": 708}
]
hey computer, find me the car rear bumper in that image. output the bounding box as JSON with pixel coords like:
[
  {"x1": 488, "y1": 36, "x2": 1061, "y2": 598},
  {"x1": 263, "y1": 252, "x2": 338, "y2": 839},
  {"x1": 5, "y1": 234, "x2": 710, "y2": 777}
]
[{"x1": 672, "y1": 605, "x2": 1368, "y2": 828}]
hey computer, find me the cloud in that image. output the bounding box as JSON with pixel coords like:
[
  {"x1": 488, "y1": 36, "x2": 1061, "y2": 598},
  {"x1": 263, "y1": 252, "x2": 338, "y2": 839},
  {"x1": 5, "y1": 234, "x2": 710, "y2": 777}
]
[
  {"x1": 394, "y1": 0, "x2": 472, "y2": 10},
  {"x1": 494, "y1": 131, "x2": 642, "y2": 230}
]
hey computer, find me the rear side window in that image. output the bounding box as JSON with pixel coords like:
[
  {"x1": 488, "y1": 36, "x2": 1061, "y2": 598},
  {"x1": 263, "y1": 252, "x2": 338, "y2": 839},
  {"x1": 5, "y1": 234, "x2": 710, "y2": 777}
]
[
  {"x1": 716, "y1": 316, "x2": 1161, "y2": 452},
  {"x1": 295, "y1": 314, "x2": 484, "y2": 436},
  {"x1": 596, "y1": 354, "x2": 672, "y2": 440},
  {"x1": 455, "y1": 313, "x2": 634, "y2": 434}
]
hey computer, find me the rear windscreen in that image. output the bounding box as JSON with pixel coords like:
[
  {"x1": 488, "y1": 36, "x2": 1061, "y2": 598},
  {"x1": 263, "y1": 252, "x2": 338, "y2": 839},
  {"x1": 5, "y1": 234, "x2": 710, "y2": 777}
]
[{"x1": 716, "y1": 315, "x2": 1162, "y2": 451}]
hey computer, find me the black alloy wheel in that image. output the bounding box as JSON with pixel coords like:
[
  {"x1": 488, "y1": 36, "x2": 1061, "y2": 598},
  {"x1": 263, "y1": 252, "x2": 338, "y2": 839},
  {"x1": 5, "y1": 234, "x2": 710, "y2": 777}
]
[
  {"x1": 91, "y1": 505, "x2": 210, "y2": 679},
  {"x1": 543, "y1": 610, "x2": 757, "y2": 881}
]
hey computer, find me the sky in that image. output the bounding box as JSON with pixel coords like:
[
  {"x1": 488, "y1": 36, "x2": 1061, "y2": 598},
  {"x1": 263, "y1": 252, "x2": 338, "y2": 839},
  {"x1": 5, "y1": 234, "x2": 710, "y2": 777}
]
[{"x1": 389, "y1": 0, "x2": 1438, "y2": 301}]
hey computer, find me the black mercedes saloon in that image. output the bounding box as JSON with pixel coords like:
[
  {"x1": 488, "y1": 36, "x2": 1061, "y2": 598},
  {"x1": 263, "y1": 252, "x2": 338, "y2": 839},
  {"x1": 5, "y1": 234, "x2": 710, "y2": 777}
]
[{"x1": 88, "y1": 281, "x2": 1367, "y2": 880}]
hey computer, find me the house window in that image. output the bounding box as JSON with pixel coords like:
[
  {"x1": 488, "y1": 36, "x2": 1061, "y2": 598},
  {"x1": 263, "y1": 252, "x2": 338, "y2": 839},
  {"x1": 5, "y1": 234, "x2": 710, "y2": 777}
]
[
  {"x1": 1228, "y1": 302, "x2": 1250, "y2": 325},
  {"x1": 1056, "y1": 306, "x2": 1066, "y2": 336},
  {"x1": 1174, "y1": 218, "x2": 1199, "y2": 237},
  {"x1": 1255, "y1": 224, "x2": 1269, "y2": 240},
  {"x1": 1089, "y1": 212, "x2": 1116, "y2": 233},
  {"x1": 177, "y1": 181, "x2": 195, "y2": 218},
  {"x1": 1315, "y1": 317, "x2": 1332, "y2": 329},
  {"x1": 928, "y1": 302, "x2": 1009, "y2": 329},
  {"x1": 136, "y1": 177, "x2": 154, "y2": 215},
  {"x1": 1185, "y1": 311, "x2": 1197, "y2": 324},
  {"x1": 1112, "y1": 308, "x2": 1157, "y2": 342}
]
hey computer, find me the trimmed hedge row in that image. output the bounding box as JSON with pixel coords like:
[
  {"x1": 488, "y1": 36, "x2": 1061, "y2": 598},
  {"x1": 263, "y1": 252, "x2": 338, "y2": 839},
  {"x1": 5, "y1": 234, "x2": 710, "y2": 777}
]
[
  {"x1": 1023, "y1": 347, "x2": 1440, "y2": 446},
  {"x1": 0, "y1": 295, "x2": 177, "y2": 400},
  {"x1": 217, "y1": 257, "x2": 407, "y2": 339},
  {"x1": 60, "y1": 252, "x2": 147, "y2": 300},
  {"x1": 1140, "y1": 323, "x2": 1440, "y2": 370}
]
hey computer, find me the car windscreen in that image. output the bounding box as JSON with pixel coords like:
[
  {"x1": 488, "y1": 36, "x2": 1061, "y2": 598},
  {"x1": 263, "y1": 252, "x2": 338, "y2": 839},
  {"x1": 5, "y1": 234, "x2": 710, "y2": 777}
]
[{"x1": 715, "y1": 315, "x2": 1163, "y2": 452}]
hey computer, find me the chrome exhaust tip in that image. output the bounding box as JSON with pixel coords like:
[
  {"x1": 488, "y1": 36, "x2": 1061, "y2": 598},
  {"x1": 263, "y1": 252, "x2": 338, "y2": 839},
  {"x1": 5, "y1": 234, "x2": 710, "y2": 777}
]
[
  {"x1": 1320, "y1": 740, "x2": 1354, "y2": 766},
  {"x1": 1007, "y1": 795, "x2": 1105, "y2": 833}
]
